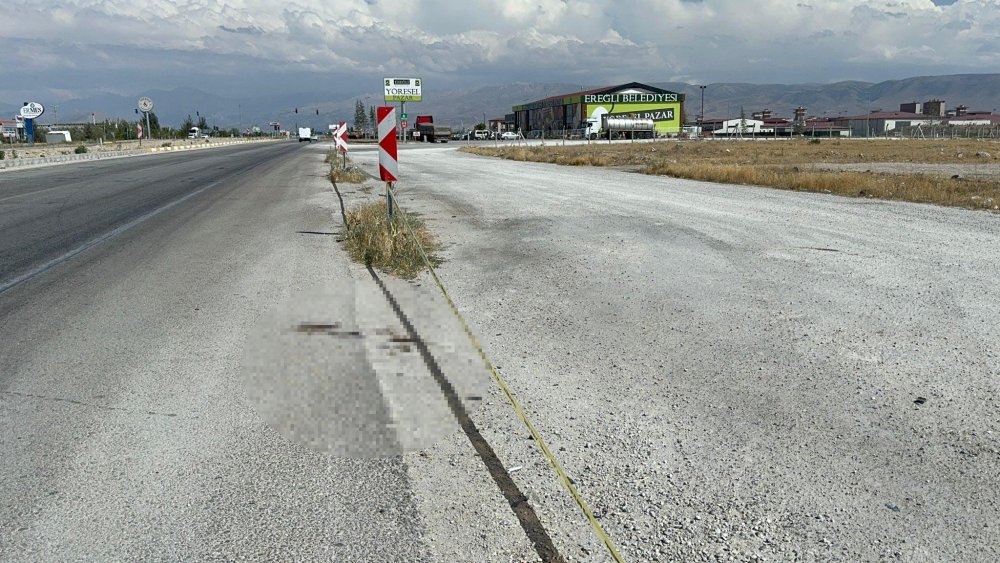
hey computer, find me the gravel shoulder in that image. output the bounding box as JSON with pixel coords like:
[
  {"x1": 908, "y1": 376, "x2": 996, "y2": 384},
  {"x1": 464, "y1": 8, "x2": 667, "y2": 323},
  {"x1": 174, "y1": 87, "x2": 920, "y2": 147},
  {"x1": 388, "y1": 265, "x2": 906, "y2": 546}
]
[{"x1": 349, "y1": 145, "x2": 1000, "y2": 562}]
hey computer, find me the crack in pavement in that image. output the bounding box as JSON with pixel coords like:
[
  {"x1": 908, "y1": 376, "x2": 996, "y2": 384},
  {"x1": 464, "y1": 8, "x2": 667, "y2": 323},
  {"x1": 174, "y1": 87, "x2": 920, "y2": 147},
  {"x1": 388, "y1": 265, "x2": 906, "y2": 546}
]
[{"x1": 1, "y1": 391, "x2": 185, "y2": 418}]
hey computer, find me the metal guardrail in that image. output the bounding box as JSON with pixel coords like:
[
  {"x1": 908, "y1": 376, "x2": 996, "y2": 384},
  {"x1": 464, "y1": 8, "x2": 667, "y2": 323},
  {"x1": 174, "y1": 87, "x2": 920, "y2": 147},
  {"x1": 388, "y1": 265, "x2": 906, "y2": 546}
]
[
  {"x1": 0, "y1": 150, "x2": 137, "y2": 169},
  {"x1": 526, "y1": 128, "x2": 589, "y2": 140},
  {"x1": 0, "y1": 138, "x2": 278, "y2": 171}
]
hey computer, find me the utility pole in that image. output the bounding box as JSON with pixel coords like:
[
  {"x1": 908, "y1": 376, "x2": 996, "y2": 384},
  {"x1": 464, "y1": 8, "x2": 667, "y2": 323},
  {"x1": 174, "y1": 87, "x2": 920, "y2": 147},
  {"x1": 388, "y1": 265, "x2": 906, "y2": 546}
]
[
  {"x1": 699, "y1": 85, "x2": 706, "y2": 129},
  {"x1": 389, "y1": 101, "x2": 406, "y2": 142}
]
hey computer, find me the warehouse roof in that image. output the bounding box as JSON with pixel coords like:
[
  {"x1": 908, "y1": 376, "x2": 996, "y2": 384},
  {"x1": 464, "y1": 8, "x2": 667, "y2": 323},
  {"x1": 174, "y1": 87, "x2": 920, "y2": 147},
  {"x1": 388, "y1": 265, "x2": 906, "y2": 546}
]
[{"x1": 513, "y1": 82, "x2": 684, "y2": 111}]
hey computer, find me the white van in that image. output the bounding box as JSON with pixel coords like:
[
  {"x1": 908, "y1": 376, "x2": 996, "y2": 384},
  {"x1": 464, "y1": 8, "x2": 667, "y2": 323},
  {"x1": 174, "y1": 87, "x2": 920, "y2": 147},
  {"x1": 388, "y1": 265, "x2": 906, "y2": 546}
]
[
  {"x1": 188, "y1": 127, "x2": 200, "y2": 139},
  {"x1": 473, "y1": 129, "x2": 491, "y2": 140}
]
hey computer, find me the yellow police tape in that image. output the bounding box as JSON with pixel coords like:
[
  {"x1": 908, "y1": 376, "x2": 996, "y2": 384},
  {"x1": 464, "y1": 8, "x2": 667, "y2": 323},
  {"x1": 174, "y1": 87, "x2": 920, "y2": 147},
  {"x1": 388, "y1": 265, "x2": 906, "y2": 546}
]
[{"x1": 385, "y1": 184, "x2": 626, "y2": 563}]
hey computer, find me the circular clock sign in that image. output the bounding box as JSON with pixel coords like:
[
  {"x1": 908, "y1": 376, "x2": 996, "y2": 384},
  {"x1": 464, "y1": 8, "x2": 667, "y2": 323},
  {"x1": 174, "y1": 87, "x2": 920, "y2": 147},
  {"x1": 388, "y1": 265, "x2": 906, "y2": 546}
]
[{"x1": 137, "y1": 97, "x2": 154, "y2": 112}]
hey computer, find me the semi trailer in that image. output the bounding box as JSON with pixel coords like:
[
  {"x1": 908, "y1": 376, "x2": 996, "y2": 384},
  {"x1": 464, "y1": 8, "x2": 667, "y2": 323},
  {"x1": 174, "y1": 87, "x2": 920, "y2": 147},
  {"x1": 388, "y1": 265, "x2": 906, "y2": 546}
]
[
  {"x1": 413, "y1": 116, "x2": 451, "y2": 143},
  {"x1": 585, "y1": 115, "x2": 655, "y2": 140}
]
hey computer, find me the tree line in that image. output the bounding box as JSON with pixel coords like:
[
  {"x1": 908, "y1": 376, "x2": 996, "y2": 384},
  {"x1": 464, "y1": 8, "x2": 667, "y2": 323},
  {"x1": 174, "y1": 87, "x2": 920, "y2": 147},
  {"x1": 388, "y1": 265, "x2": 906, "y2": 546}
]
[{"x1": 352, "y1": 100, "x2": 378, "y2": 136}]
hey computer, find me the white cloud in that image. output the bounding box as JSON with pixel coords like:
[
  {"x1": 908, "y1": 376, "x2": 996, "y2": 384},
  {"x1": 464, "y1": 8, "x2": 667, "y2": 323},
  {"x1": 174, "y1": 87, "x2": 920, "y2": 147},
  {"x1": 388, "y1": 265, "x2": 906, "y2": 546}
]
[{"x1": 0, "y1": 0, "x2": 998, "y2": 103}]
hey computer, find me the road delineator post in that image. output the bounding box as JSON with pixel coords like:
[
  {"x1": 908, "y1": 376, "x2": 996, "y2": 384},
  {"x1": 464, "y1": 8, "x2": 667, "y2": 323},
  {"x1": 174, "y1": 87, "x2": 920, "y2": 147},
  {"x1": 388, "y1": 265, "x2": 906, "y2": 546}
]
[
  {"x1": 335, "y1": 121, "x2": 349, "y2": 170},
  {"x1": 377, "y1": 106, "x2": 399, "y2": 222}
]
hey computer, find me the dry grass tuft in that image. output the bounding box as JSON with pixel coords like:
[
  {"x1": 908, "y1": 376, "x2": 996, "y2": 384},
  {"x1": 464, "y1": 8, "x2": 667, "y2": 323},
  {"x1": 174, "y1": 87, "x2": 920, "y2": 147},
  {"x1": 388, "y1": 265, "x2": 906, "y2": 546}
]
[
  {"x1": 342, "y1": 201, "x2": 440, "y2": 279},
  {"x1": 328, "y1": 150, "x2": 369, "y2": 183},
  {"x1": 467, "y1": 138, "x2": 1000, "y2": 166},
  {"x1": 462, "y1": 139, "x2": 1000, "y2": 210},
  {"x1": 331, "y1": 166, "x2": 369, "y2": 183},
  {"x1": 645, "y1": 163, "x2": 999, "y2": 210}
]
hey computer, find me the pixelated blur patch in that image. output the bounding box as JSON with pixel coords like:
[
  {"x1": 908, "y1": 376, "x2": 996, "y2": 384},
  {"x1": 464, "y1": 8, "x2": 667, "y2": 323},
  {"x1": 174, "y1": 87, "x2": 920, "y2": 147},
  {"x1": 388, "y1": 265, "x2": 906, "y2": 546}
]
[{"x1": 241, "y1": 279, "x2": 485, "y2": 458}]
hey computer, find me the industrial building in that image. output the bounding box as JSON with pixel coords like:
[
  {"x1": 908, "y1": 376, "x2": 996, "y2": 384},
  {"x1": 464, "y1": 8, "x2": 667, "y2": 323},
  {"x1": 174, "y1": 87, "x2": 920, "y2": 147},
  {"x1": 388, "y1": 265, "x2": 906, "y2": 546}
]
[
  {"x1": 1, "y1": 119, "x2": 23, "y2": 141},
  {"x1": 695, "y1": 98, "x2": 1000, "y2": 138},
  {"x1": 512, "y1": 82, "x2": 685, "y2": 137}
]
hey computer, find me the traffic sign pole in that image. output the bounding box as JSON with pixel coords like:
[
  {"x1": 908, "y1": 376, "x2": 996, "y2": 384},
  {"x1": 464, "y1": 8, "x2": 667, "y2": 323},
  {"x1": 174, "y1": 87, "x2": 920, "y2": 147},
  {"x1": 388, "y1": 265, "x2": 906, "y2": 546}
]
[{"x1": 20, "y1": 102, "x2": 44, "y2": 144}]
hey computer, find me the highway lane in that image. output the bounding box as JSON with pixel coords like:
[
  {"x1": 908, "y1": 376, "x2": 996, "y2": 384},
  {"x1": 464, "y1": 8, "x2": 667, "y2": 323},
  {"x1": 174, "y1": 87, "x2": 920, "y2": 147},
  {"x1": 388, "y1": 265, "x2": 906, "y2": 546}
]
[
  {"x1": 0, "y1": 143, "x2": 437, "y2": 560},
  {"x1": 0, "y1": 143, "x2": 299, "y2": 292}
]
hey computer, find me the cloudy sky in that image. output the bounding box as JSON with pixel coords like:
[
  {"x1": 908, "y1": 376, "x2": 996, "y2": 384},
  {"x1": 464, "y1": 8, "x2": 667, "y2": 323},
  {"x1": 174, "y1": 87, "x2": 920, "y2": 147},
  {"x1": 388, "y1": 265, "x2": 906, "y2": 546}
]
[{"x1": 1, "y1": 0, "x2": 993, "y2": 104}]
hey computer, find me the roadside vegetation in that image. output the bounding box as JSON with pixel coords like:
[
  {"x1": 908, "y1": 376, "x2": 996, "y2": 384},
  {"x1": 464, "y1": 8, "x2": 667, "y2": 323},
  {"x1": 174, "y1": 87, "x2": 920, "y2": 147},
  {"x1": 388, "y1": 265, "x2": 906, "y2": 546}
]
[
  {"x1": 328, "y1": 151, "x2": 440, "y2": 279},
  {"x1": 327, "y1": 151, "x2": 369, "y2": 183},
  {"x1": 463, "y1": 139, "x2": 1000, "y2": 211},
  {"x1": 341, "y1": 201, "x2": 440, "y2": 279}
]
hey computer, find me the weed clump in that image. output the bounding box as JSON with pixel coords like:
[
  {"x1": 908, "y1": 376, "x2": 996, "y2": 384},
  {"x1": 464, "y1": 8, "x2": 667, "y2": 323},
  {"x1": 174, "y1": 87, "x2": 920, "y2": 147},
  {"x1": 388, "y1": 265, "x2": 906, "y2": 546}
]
[
  {"x1": 328, "y1": 151, "x2": 369, "y2": 183},
  {"x1": 331, "y1": 167, "x2": 368, "y2": 184},
  {"x1": 74, "y1": 145, "x2": 88, "y2": 154},
  {"x1": 342, "y1": 201, "x2": 440, "y2": 279}
]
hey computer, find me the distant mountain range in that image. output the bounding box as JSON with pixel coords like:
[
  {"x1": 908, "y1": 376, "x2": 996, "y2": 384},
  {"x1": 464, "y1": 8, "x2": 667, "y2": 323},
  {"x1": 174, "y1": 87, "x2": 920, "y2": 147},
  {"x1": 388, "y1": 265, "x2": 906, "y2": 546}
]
[{"x1": 5, "y1": 74, "x2": 1000, "y2": 131}]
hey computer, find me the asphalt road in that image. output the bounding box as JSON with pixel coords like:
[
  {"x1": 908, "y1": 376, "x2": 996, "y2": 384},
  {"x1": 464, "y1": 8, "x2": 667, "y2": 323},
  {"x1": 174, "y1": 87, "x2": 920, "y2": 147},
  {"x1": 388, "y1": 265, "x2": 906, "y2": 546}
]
[
  {"x1": 1, "y1": 143, "x2": 288, "y2": 292},
  {"x1": 346, "y1": 143, "x2": 1000, "y2": 562},
  {"x1": 0, "y1": 143, "x2": 439, "y2": 561}
]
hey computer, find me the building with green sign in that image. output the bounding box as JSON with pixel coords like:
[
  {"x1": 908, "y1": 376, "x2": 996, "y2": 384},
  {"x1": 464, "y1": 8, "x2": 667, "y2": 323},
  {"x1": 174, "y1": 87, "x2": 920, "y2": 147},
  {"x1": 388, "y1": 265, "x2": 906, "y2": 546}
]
[{"x1": 511, "y1": 82, "x2": 685, "y2": 137}]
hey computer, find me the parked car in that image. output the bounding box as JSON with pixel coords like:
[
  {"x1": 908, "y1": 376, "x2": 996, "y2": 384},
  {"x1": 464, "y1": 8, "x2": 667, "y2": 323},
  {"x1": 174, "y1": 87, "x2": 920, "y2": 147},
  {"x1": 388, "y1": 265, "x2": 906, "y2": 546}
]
[{"x1": 500, "y1": 131, "x2": 520, "y2": 140}]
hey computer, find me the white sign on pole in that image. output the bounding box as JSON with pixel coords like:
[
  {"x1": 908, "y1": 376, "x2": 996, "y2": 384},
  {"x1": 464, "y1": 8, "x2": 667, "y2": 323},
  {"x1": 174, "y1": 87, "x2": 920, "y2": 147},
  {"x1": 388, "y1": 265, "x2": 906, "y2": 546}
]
[
  {"x1": 19, "y1": 102, "x2": 44, "y2": 119},
  {"x1": 383, "y1": 77, "x2": 422, "y2": 102}
]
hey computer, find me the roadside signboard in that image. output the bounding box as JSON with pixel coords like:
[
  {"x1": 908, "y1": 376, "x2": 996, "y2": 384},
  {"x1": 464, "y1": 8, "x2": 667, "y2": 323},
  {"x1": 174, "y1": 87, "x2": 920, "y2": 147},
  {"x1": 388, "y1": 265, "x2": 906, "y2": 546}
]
[
  {"x1": 377, "y1": 107, "x2": 398, "y2": 182},
  {"x1": 383, "y1": 78, "x2": 422, "y2": 102},
  {"x1": 19, "y1": 102, "x2": 44, "y2": 119},
  {"x1": 137, "y1": 97, "x2": 153, "y2": 113}
]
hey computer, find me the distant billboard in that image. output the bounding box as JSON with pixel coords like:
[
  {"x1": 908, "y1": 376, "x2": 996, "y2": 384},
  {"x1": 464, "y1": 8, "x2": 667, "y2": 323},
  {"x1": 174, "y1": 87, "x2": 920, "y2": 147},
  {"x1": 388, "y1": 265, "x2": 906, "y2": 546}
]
[
  {"x1": 384, "y1": 78, "x2": 422, "y2": 102},
  {"x1": 19, "y1": 102, "x2": 44, "y2": 119}
]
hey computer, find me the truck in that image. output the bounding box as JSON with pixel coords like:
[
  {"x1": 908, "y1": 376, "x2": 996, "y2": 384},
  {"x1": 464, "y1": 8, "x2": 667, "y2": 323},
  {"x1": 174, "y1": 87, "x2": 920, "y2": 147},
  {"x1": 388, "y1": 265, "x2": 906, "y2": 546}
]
[
  {"x1": 413, "y1": 116, "x2": 451, "y2": 143},
  {"x1": 298, "y1": 127, "x2": 313, "y2": 142},
  {"x1": 585, "y1": 115, "x2": 655, "y2": 140}
]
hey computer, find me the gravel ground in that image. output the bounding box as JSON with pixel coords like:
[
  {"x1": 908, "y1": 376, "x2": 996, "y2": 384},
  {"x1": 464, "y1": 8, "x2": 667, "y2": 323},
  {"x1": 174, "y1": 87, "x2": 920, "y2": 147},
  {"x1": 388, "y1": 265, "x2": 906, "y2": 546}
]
[{"x1": 346, "y1": 145, "x2": 1000, "y2": 562}]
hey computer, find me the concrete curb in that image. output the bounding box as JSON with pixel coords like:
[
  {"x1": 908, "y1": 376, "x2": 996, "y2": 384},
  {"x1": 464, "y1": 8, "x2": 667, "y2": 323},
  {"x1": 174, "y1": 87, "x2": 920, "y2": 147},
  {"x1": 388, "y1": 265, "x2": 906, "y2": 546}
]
[{"x1": 0, "y1": 138, "x2": 282, "y2": 171}]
